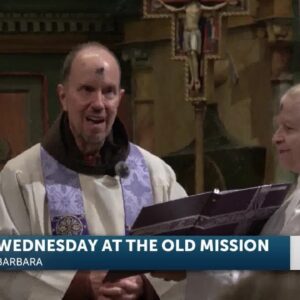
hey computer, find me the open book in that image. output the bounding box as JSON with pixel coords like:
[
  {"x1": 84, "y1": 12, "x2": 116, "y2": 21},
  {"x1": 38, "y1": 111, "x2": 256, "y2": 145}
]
[
  {"x1": 130, "y1": 183, "x2": 290, "y2": 236},
  {"x1": 104, "y1": 183, "x2": 290, "y2": 282}
]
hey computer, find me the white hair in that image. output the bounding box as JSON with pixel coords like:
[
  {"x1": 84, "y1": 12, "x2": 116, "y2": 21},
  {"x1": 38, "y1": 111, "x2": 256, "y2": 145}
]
[{"x1": 281, "y1": 84, "x2": 300, "y2": 103}]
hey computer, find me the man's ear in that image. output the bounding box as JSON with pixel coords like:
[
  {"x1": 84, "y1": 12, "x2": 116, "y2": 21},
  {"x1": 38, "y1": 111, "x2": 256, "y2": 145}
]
[
  {"x1": 57, "y1": 84, "x2": 67, "y2": 111},
  {"x1": 119, "y1": 88, "x2": 125, "y2": 103}
]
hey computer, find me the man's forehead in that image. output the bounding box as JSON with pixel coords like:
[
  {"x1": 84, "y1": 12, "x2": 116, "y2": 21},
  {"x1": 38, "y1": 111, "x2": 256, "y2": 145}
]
[
  {"x1": 68, "y1": 49, "x2": 120, "y2": 84},
  {"x1": 95, "y1": 67, "x2": 104, "y2": 75},
  {"x1": 281, "y1": 95, "x2": 300, "y2": 110},
  {"x1": 279, "y1": 96, "x2": 300, "y2": 122},
  {"x1": 74, "y1": 47, "x2": 119, "y2": 71}
]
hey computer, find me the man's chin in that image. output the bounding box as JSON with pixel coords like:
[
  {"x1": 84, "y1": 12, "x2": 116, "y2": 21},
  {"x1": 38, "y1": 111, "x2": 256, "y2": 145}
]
[
  {"x1": 279, "y1": 160, "x2": 296, "y2": 173},
  {"x1": 84, "y1": 135, "x2": 105, "y2": 147}
]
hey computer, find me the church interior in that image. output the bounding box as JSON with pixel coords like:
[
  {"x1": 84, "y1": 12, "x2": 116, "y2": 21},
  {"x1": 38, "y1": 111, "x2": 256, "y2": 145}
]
[{"x1": 0, "y1": 0, "x2": 297, "y2": 194}]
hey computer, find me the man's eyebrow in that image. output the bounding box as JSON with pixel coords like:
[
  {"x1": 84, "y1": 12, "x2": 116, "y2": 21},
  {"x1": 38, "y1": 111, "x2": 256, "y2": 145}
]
[
  {"x1": 279, "y1": 103, "x2": 283, "y2": 111},
  {"x1": 95, "y1": 67, "x2": 104, "y2": 75}
]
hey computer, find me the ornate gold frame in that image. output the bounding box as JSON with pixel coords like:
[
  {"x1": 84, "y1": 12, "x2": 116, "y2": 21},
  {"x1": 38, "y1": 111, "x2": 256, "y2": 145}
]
[{"x1": 143, "y1": 0, "x2": 251, "y2": 102}]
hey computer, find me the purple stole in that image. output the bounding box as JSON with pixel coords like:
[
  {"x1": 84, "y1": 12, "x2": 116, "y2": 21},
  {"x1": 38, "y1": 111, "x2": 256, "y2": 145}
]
[{"x1": 40, "y1": 143, "x2": 153, "y2": 235}]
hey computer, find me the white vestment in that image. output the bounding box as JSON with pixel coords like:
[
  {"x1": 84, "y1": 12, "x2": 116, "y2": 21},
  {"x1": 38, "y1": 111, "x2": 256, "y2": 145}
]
[
  {"x1": 261, "y1": 177, "x2": 300, "y2": 235},
  {"x1": 0, "y1": 144, "x2": 187, "y2": 300},
  {"x1": 185, "y1": 178, "x2": 300, "y2": 300}
]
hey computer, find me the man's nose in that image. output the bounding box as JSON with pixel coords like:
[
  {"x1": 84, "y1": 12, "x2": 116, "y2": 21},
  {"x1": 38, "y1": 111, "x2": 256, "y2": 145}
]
[
  {"x1": 91, "y1": 91, "x2": 105, "y2": 109},
  {"x1": 272, "y1": 128, "x2": 284, "y2": 144}
]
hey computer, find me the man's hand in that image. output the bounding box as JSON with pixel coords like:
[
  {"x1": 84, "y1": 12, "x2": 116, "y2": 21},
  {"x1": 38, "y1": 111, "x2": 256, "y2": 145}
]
[
  {"x1": 90, "y1": 271, "x2": 144, "y2": 300},
  {"x1": 150, "y1": 271, "x2": 186, "y2": 281}
]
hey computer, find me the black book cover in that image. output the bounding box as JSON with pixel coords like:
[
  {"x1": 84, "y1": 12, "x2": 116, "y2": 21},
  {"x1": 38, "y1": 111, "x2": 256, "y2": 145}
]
[
  {"x1": 104, "y1": 183, "x2": 290, "y2": 282},
  {"x1": 131, "y1": 183, "x2": 290, "y2": 236}
]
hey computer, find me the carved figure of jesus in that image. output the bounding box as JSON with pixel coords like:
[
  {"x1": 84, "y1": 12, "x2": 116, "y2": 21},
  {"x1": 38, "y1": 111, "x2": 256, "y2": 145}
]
[{"x1": 157, "y1": 0, "x2": 229, "y2": 91}]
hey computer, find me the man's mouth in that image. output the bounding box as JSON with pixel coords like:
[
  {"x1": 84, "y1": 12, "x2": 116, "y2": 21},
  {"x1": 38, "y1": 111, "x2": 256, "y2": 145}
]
[
  {"x1": 278, "y1": 149, "x2": 290, "y2": 154},
  {"x1": 86, "y1": 116, "x2": 105, "y2": 124}
]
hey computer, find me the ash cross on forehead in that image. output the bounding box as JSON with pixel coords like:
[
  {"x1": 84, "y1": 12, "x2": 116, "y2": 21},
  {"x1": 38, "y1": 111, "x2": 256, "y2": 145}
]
[{"x1": 95, "y1": 67, "x2": 105, "y2": 76}]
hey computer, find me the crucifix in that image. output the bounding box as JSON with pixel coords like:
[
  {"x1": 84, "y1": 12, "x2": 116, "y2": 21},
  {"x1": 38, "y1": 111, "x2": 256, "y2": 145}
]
[{"x1": 144, "y1": 0, "x2": 250, "y2": 193}]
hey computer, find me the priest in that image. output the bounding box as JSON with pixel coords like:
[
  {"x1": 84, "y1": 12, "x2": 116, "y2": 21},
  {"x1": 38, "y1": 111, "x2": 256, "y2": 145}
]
[{"x1": 0, "y1": 42, "x2": 187, "y2": 300}]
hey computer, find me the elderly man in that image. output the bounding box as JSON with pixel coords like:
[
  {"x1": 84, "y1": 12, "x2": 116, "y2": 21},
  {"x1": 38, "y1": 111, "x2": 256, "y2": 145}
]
[
  {"x1": 261, "y1": 84, "x2": 300, "y2": 234},
  {"x1": 214, "y1": 84, "x2": 300, "y2": 300},
  {"x1": 0, "y1": 42, "x2": 187, "y2": 300},
  {"x1": 186, "y1": 84, "x2": 300, "y2": 300}
]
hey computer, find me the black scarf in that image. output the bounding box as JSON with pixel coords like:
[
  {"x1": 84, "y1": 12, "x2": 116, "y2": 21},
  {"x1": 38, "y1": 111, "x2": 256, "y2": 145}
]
[{"x1": 42, "y1": 112, "x2": 129, "y2": 176}]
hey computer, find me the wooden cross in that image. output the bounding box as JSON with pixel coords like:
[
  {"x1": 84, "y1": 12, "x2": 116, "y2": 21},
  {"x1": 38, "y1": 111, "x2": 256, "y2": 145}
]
[{"x1": 143, "y1": 0, "x2": 250, "y2": 192}]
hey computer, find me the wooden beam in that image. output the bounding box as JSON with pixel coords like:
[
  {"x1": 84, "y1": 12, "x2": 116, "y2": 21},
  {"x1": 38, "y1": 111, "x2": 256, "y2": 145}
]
[{"x1": 0, "y1": 34, "x2": 121, "y2": 53}]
